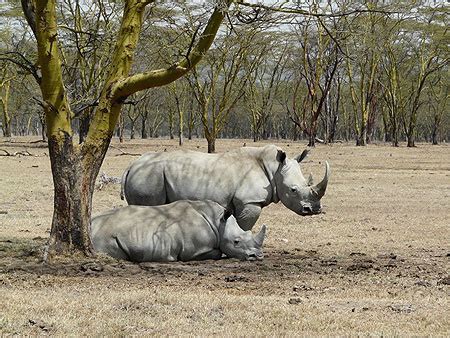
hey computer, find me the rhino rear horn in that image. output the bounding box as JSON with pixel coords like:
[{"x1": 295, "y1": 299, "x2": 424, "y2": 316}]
[
  {"x1": 294, "y1": 149, "x2": 309, "y2": 163},
  {"x1": 254, "y1": 224, "x2": 267, "y2": 247},
  {"x1": 312, "y1": 161, "x2": 330, "y2": 198},
  {"x1": 307, "y1": 173, "x2": 314, "y2": 186}
]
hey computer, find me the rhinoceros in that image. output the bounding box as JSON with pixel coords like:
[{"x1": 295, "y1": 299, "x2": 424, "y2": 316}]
[
  {"x1": 91, "y1": 200, "x2": 266, "y2": 262},
  {"x1": 121, "y1": 144, "x2": 330, "y2": 230}
]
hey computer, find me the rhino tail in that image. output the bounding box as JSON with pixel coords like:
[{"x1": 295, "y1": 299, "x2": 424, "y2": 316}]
[{"x1": 120, "y1": 167, "x2": 130, "y2": 201}]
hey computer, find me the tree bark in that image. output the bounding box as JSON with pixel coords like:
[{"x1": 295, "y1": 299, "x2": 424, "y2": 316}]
[{"x1": 47, "y1": 135, "x2": 94, "y2": 256}]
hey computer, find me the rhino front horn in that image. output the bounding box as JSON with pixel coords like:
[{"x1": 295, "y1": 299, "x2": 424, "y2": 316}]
[
  {"x1": 312, "y1": 161, "x2": 330, "y2": 198},
  {"x1": 254, "y1": 224, "x2": 267, "y2": 247}
]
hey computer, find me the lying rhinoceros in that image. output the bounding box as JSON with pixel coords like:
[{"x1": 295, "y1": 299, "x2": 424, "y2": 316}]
[
  {"x1": 121, "y1": 145, "x2": 330, "y2": 230},
  {"x1": 91, "y1": 200, "x2": 266, "y2": 262}
]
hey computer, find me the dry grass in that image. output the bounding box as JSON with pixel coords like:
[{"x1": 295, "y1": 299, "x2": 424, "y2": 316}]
[{"x1": 1, "y1": 137, "x2": 449, "y2": 335}]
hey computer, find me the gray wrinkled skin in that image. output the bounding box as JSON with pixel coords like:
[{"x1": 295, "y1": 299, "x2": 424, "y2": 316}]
[
  {"x1": 122, "y1": 145, "x2": 330, "y2": 231},
  {"x1": 91, "y1": 200, "x2": 266, "y2": 262}
]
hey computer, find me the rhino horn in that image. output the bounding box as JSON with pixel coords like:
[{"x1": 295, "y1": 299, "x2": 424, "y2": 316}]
[
  {"x1": 312, "y1": 161, "x2": 330, "y2": 198},
  {"x1": 254, "y1": 224, "x2": 267, "y2": 247}
]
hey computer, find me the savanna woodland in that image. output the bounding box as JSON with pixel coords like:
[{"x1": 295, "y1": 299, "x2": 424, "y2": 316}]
[{"x1": 0, "y1": 1, "x2": 448, "y2": 256}]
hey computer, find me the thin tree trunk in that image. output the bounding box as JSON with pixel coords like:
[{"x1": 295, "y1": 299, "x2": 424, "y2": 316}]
[
  {"x1": 141, "y1": 113, "x2": 148, "y2": 139},
  {"x1": 407, "y1": 134, "x2": 415, "y2": 147},
  {"x1": 207, "y1": 137, "x2": 215, "y2": 153},
  {"x1": 130, "y1": 120, "x2": 135, "y2": 139},
  {"x1": 118, "y1": 112, "x2": 124, "y2": 143},
  {"x1": 168, "y1": 110, "x2": 174, "y2": 139},
  {"x1": 178, "y1": 109, "x2": 183, "y2": 146},
  {"x1": 431, "y1": 124, "x2": 438, "y2": 145},
  {"x1": 1, "y1": 80, "x2": 11, "y2": 137},
  {"x1": 357, "y1": 125, "x2": 367, "y2": 146}
]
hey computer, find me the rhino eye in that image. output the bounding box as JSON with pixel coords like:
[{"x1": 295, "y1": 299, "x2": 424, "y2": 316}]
[
  {"x1": 234, "y1": 239, "x2": 240, "y2": 246},
  {"x1": 290, "y1": 187, "x2": 298, "y2": 193}
]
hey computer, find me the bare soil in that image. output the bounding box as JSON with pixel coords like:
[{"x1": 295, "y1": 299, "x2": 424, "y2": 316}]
[{"x1": 1, "y1": 137, "x2": 449, "y2": 335}]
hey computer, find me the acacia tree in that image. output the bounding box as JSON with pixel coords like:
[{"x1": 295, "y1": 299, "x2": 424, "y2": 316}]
[
  {"x1": 21, "y1": 0, "x2": 231, "y2": 257},
  {"x1": 343, "y1": 4, "x2": 384, "y2": 146},
  {"x1": 380, "y1": 4, "x2": 448, "y2": 147},
  {"x1": 189, "y1": 25, "x2": 256, "y2": 153},
  {"x1": 168, "y1": 80, "x2": 191, "y2": 146},
  {"x1": 427, "y1": 78, "x2": 448, "y2": 145},
  {"x1": 285, "y1": 14, "x2": 341, "y2": 146},
  {"x1": 399, "y1": 32, "x2": 447, "y2": 147},
  {"x1": 243, "y1": 34, "x2": 287, "y2": 142}
]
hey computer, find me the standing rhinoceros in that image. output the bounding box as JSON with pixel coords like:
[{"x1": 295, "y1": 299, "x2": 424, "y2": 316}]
[
  {"x1": 91, "y1": 200, "x2": 266, "y2": 262},
  {"x1": 121, "y1": 144, "x2": 330, "y2": 230}
]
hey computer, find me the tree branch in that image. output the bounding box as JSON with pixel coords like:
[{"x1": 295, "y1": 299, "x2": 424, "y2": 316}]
[
  {"x1": 235, "y1": 1, "x2": 397, "y2": 18},
  {"x1": 110, "y1": 1, "x2": 232, "y2": 100}
]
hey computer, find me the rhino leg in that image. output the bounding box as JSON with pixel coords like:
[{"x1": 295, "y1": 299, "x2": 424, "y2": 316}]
[{"x1": 233, "y1": 203, "x2": 261, "y2": 231}]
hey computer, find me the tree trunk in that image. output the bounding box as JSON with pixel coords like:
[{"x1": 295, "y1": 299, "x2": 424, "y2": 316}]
[
  {"x1": 141, "y1": 113, "x2": 148, "y2": 139},
  {"x1": 118, "y1": 112, "x2": 124, "y2": 143},
  {"x1": 357, "y1": 126, "x2": 367, "y2": 146},
  {"x1": 39, "y1": 113, "x2": 47, "y2": 141},
  {"x1": 431, "y1": 125, "x2": 438, "y2": 145},
  {"x1": 253, "y1": 129, "x2": 259, "y2": 142},
  {"x1": 308, "y1": 133, "x2": 315, "y2": 147},
  {"x1": 130, "y1": 120, "x2": 135, "y2": 139},
  {"x1": 46, "y1": 135, "x2": 97, "y2": 257},
  {"x1": 207, "y1": 137, "x2": 215, "y2": 153},
  {"x1": 78, "y1": 109, "x2": 90, "y2": 144},
  {"x1": 407, "y1": 134, "x2": 415, "y2": 147},
  {"x1": 328, "y1": 114, "x2": 338, "y2": 143},
  {"x1": 2, "y1": 115, "x2": 11, "y2": 137},
  {"x1": 178, "y1": 109, "x2": 183, "y2": 146},
  {"x1": 391, "y1": 119, "x2": 399, "y2": 147},
  {"x1": 1, "y1": 79, "x2": 12, "y2": 137},
  {"x1": 168, "y1": 110, "x2": 174, "y2": 140},
  {"x1": 308, "y1": 119, "x2": 318, "y2": 147}
]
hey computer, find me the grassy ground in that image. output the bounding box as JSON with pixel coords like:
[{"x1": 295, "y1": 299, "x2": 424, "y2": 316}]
[{"x1": 1, "y1": 137, "x2": 449, "y2": 335}]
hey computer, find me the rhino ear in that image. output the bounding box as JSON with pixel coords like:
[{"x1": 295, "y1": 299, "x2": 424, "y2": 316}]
[
  {"x1": 222, "y1": 208, "x2": 233, "y2": 221},
  {"x1": 294, "y1": 149, "x2": 309, "y2": 163},
  {"x1": 276, "y1": 150, "x2": 286, "y2": 163}
]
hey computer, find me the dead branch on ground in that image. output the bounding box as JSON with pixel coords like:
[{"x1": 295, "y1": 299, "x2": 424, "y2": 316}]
[
  {"x1": 0, "y1": 149, "x2": 34, "y2": 156},
  {"x1": 109, "y1": 145, "x2": 141, "y2": 157}
]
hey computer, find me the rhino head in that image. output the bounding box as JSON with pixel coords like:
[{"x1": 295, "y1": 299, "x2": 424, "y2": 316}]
[
  {"x1": 219, "y1": 209, "x2": 266, "y2": 261},
  {"x1": 274, "y1": 149, "x2": 330, "y2": 216}
]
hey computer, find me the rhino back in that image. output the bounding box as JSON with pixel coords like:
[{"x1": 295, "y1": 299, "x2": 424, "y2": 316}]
[
  {"x1": 124, "y1": 153, "x2": 167, "y2": 205},
  {"x1": 91, "y1": 201, "x2": 222, "y2": 262},
  {"x1": 125, "y1": 150, "x2": 271, "y2": 207}
]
